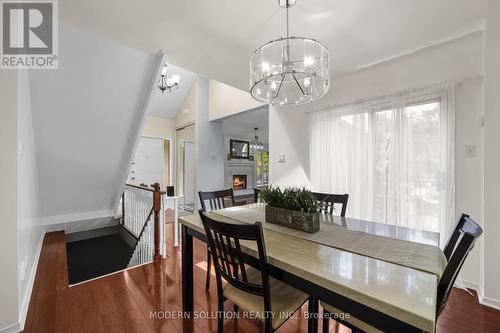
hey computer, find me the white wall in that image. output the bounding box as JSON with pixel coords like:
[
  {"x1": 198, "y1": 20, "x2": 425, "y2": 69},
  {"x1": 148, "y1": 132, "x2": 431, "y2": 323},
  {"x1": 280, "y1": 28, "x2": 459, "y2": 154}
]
[
  {"x1": 208, "y1": 79, "x2": 263, "y2": 121},
  {"x1": 176, "y1": 78, "x2": 198, "y2": 128},
  {"x1": 29, "y1": 24, "x2": 155, "y2": 227},
  {"x1": 327, "y1": 32, "x2": 483, "y2": 107},
  {"x1": 0, "y1": 69, "x2": 20, "y2": 333},
  {"x1": 196, "y1": 77, "x2": 225, "y2": 192},
  {"x1": 269, "y1": 31, "x2": 486, "y2": 290},
  {"x1": 482, "y1": 1, "x2": 500, "y2": 307},
  {"x1": 453, "y1": 78, "x2": 484, "y2": 285},
  {"x1": 17, "y1": 70, "x2": 44, "y2": 330},
  {"x1": 269, "y1": 105, "x2": 311, "y2": 188},
  {"x1": 143, "y1": 116, "x2": 176, "y2": 140}
]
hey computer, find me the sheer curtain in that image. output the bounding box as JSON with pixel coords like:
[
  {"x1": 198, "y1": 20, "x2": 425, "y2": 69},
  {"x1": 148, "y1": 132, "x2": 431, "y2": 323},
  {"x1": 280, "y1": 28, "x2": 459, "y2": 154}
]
[{"x1": 310, "y1": 86, "x2": 455, "y2": 246}]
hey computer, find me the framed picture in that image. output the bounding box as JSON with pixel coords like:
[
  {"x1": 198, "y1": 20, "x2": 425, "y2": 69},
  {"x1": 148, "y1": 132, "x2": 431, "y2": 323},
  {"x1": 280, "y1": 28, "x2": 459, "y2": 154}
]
[{"x1": 230, "y1": 139, "x2": 250, "y2": 159}]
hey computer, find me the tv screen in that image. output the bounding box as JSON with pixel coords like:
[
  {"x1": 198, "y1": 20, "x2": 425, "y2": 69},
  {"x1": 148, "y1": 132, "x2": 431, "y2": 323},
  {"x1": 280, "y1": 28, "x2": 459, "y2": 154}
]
[{"x1": 230, "y1": 139, "x2": 249, "y2": 159}]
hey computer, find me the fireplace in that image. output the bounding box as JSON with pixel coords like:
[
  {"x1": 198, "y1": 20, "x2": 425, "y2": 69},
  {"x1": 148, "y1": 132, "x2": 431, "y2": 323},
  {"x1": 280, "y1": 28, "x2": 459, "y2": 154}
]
[{"x1": 232, "y1": 175, "x2": 247, "y2": 190}]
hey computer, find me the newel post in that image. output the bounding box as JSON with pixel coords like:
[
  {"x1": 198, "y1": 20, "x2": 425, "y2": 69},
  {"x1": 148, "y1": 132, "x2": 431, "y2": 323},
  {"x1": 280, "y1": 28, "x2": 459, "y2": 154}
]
[{"x1": 152, "y1": 182, "x2": 162, "y2": 261}]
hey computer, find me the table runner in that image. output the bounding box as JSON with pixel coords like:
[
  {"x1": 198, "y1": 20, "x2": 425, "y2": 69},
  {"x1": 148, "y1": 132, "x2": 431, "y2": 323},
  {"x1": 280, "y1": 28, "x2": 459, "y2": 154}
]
[{"x1": 210, "y1": 204, "x2": 447, "y2": 278}]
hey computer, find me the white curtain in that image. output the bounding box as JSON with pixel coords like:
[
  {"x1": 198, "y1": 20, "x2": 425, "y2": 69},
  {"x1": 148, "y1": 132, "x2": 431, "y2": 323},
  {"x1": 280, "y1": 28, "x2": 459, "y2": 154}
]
[{"x1": 310, "y1": 86, "x2": 455, "y2": 246}]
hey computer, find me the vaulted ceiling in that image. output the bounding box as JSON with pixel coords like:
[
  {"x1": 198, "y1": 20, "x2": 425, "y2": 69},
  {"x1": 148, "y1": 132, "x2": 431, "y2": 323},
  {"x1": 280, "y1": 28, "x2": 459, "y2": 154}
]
[
  {"x1": 60, "y1": 0, "x2": 487, "y2": 91},
  {"x1": 148, "y1": 62, "x2": 197, "y2": 118}
]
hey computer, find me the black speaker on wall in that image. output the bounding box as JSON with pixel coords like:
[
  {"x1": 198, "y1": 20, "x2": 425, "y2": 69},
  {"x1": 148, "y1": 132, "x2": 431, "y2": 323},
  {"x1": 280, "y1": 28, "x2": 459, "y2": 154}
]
[{"x1": 167, "y1": 186, "x2": 175, "y2": 197}]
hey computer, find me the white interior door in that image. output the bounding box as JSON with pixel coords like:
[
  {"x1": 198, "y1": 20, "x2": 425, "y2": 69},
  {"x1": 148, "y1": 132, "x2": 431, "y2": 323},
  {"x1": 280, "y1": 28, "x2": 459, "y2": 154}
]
[{"x1": 129, "y1": 137, "x2": 164, "y2": 188}]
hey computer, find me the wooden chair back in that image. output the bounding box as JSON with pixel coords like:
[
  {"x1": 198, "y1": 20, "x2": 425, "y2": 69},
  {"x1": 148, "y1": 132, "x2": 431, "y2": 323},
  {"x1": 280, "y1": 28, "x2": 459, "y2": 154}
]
[
  {"x1": 437, "y1": 214, "x2": 482, "y2": 316},
  {"x1": 198, "y1": 211, "x2": 271, "y2": 305},
  {"x1": 198, "y1": 189, "x2": 235, "y2": 211},
  {"x1": 311, "y1": 192, "x2": 349, "y2": 217}
]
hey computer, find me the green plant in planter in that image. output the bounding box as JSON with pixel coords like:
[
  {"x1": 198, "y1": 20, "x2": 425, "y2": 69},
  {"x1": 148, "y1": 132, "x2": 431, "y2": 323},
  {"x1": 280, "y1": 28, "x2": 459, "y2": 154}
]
[{"x1": 259, "y1": 186, "x2": 320, "y2": 215}]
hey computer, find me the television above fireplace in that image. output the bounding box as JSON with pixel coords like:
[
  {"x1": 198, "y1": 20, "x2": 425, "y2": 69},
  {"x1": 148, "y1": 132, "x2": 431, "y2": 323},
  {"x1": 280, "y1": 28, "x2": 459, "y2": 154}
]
[{"x1": 230, "y1": 139, "x2": 249, "y2": 159}]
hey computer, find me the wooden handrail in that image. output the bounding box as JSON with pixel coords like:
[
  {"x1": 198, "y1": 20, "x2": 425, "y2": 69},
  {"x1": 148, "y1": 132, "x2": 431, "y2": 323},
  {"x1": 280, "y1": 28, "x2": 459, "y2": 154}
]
[
  {"x1": 125, "y1": 183, "x2": 166, "y2": 195},
  {"x1": 152, "y1": 182, "x2": 162, "y2": 261}
]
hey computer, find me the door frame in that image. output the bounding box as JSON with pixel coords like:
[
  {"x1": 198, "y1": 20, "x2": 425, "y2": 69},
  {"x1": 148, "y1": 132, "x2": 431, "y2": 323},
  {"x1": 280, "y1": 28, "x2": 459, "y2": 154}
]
[{"x1": 141, "y1": 135, "x2": 174, "y2": 188}]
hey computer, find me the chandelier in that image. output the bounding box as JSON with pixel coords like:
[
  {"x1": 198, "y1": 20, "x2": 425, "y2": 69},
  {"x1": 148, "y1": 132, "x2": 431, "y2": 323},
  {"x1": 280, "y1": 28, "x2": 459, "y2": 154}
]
[
  {"x1": 249, "y1": 128, "x2": 264, "y2": 150},
  {"x1": 158, "y1": 64, "x2": 180, "y2": 93},
  {"x1": 250, "y1": 0, "x2": 330, "y2": 106}
]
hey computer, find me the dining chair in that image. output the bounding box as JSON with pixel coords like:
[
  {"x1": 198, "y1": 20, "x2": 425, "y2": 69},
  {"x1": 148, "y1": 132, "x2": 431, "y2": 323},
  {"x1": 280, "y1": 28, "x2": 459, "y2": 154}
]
[
  {"x1": 199, "y1": 210, "x2": 309, "y2": 333},
  {"x1": 320, "y1": 213, "x2": 483, "y2": 333},
  {"x1": 199, "y1": 189, "x2": 236, "y2": 291},
  {"x1": 253, "y1": 188, "x2": 261, "y2": 203},
  {"x1": 311, "y1": 192, "x2": 349, "y2": 217}
]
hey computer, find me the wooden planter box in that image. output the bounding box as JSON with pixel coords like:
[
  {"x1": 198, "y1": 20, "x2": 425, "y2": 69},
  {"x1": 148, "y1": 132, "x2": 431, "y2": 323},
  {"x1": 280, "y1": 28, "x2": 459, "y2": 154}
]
[{"x1": 265, "y1": 205, "x2": 320, "y2": 233}]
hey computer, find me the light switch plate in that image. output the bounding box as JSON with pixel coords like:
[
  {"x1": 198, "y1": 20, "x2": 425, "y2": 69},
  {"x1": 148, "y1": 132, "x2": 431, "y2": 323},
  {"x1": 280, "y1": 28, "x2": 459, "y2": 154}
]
[
  {"x1": 465, "y1": 145, "x2": 476, "y2": 158},
  {"x1": 278, "y1": 153, "x2": 286, "y2": 163}
]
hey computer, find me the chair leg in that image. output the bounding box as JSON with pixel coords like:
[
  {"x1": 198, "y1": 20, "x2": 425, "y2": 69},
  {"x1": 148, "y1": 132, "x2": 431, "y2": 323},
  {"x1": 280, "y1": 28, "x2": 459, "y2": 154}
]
[
  {"x1": 322, "y1": 315, "x2": 329, "y2": 333},
  {"x1": 205, "y1": 247, "x2": 211, "y2": 291},
  {"x1": 217, "y1": 293, "x2": 224, "y2": 333},
  {"x1": 264, "y1": 318, "x2": 273, "y2": 333}
]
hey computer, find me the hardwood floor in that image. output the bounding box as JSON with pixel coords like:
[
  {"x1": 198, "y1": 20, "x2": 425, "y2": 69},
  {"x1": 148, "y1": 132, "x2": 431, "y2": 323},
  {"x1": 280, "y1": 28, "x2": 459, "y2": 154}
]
[{"x1": 24, "y1": 223, "x2": 500, "y2": 332}]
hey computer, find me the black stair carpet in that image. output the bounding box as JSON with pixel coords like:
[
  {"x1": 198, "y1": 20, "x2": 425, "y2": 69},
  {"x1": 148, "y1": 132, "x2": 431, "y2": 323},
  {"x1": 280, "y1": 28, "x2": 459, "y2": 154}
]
[{"x1": 66, "y1": 234, "x2": 133, "y2": 284}]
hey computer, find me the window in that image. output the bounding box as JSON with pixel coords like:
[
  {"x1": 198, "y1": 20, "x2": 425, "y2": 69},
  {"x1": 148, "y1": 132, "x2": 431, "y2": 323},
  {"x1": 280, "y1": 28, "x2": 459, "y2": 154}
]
[
  {"x1": 256, "y1": 150, "x2": 269, "y2": 186},
  {"x1": 310, "y1": 89, "x2": 454, "y2": 242}
]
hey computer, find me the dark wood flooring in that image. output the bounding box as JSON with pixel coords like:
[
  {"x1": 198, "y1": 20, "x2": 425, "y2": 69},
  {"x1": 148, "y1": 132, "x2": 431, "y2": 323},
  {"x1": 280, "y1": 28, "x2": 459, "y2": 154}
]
[{"x1": 24, "y1": 223, "x2": 500, "y2": 332}]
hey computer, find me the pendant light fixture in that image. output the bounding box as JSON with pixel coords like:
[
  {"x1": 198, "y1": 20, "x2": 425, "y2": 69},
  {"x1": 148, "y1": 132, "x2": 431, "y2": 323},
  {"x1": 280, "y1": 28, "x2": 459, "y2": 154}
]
[
  {"x1": 158, "y1": 64, "x2": 180, "y2": 93},
  {"x1": 250, "y1": 0, "x2": 330, "y2": 106},
  {"x1": 250, "y1": 128, "x2": 264, "y2": 150}
]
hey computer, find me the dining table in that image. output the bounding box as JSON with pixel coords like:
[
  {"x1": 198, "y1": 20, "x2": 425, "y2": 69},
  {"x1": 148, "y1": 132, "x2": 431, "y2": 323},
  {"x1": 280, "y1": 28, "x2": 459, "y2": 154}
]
[{"x1": 179, "y1": 203, "x2": 443, "y2": 333}]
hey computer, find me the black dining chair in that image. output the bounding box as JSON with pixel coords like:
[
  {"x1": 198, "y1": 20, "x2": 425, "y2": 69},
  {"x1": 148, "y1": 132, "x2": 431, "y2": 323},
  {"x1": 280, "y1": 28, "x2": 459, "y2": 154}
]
[
  {"x1": 311, "y1": 192, "x2": 349, "y2": 217},
  {"x1": 253, "y1": 188, "x2": 261, "y2": 203},
  {"x1": 320, "y1": 213, "x2": 483, "y2": 333},
  {"x1": 199, "y1": 189, "x2": 236, "y2": 291},
  {"x1": 199, "y1": 210, "x2": 309, "y2": 333}
]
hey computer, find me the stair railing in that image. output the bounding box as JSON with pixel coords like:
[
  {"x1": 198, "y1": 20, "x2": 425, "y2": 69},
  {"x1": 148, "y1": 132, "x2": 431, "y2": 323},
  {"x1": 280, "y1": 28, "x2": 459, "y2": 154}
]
[{"x1": 121, "y1": 183, "x2": 165, "y2": 267}]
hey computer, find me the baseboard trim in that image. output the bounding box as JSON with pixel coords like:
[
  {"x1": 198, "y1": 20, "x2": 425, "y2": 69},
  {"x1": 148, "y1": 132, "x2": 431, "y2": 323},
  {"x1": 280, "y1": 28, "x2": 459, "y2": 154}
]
[
  {"x1": 461, "y1": 279, "x2": 500, "y2": 311},
  {"x1": 479, "y1": 294, "x2": 500, "y2": 310},
  {"x1": 17, "y1": 232, "x2": 45, "y2": 332},
  {"x1": 0, "y1": 323, "x2": 21, "y2": 333}
]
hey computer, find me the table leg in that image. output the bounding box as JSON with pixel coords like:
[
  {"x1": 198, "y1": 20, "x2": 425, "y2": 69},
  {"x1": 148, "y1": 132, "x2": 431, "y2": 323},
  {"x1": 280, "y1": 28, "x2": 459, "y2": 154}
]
[
  {"x1": 182, "y1": 225, "x2": 194, "y2": 314},
  {"x1": 308, "y1": 296, "x2": 319, "y2": 333}
]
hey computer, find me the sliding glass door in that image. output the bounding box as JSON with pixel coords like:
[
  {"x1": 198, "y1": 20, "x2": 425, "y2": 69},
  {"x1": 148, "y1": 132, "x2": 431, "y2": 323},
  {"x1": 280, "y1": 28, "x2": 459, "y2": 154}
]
[
  {"x1": 310, "y1": 89, "x2": 454, "y2": 243},
  {"x1": 256, "y1": 150, "x2": 269, "y2": 186}
]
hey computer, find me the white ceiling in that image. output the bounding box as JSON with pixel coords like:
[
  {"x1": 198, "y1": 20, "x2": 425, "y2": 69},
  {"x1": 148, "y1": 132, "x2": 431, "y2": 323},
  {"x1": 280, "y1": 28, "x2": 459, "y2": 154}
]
[
  {"x1": 148, "y1": 62, "x2": 197, "y2": 118},
  {"x1": 223, "y1": 106, "x2": 269, "y2": 143},
  {"x1": 60, "y1": 0, "x2": 487, "y2": 92}
]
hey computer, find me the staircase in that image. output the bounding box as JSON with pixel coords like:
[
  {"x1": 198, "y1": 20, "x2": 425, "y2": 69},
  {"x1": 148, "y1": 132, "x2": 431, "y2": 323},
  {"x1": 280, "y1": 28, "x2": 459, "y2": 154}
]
[
  {"x1": 65, "y1": 183, "x2": 166, "y2": 284},
  {"x1": 120, "y1": 183, "x2": 166, "y2": 267}
]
